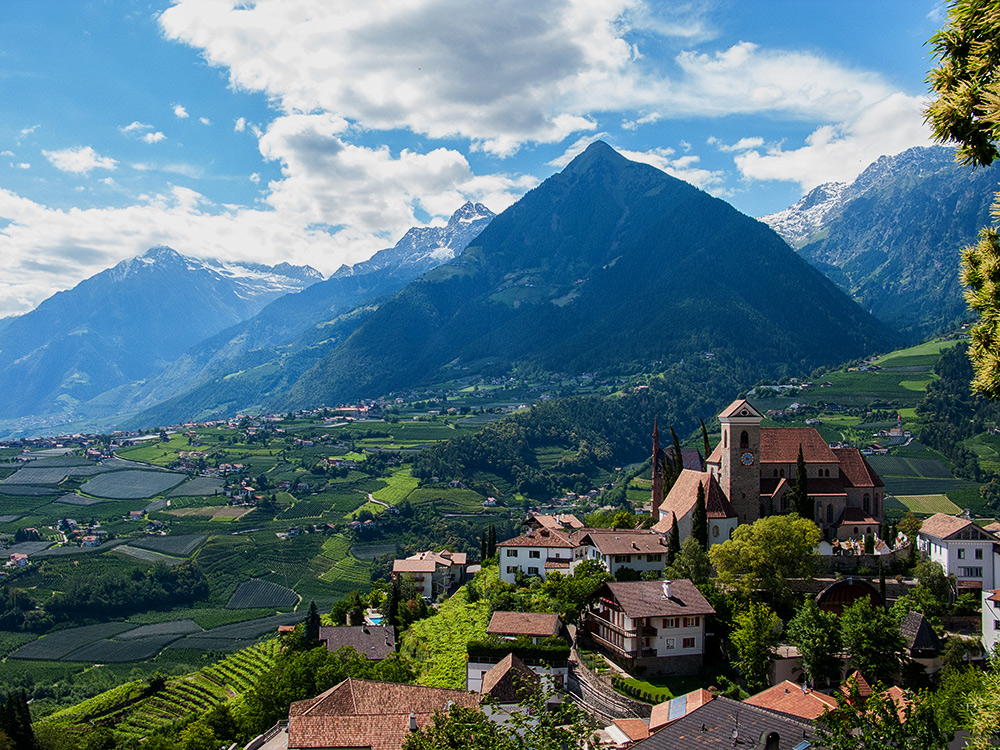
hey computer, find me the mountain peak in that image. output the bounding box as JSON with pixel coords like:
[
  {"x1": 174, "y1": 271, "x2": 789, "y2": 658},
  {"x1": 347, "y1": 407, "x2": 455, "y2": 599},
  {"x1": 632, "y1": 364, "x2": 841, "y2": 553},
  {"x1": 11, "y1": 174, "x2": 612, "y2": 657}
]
[
  {"x1": 564, "y1": 140, "x2": 627, "y2": 174},
  {"x1": 142, "y1": 246, "x2": 183, "y2": 262}
]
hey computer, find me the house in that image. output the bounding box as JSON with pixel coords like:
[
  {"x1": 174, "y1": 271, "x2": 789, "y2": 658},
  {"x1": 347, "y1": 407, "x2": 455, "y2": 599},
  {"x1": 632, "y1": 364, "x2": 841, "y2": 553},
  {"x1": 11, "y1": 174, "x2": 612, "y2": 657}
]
[
  {"x1": 583, "y1": 579, "x2": 715, "y2": 675},
  {"x1": 578, "y1": 530, "x2": 669, "y2": 578},
  {"x1": 524, "y1": 512, "x2": 584, "y2": 531},
  {"x1": 984, "y1": 589, "x2": 1000, "y2": 655},
  {"x1": 917, "y1": 512, "x2": 999, "y2": 593},
  {"x1": 7, "y1": 553, "x2": 28, "y2": 568},
  {"x1": 80, "y1": 535, "x2": 101, "y2": 548},
  {"x1": 478, "y1": 653, "x2": 541, "y2": 705},
  {"x1": 465, "y1": 640, "x2": 570, "y2": 695},
  {"x1": 496, "y1": 527, "x2": 582, "y2": 584},
  {"x1": 255, "y1": 678, "x2": 480, "y2": 750},
  {"x1": 392, "y1": 550, "x2": 467, "y2": 599},
  {"x1": 744, "y1": 681, "x2": 837, "y2": 721},
  {"x1": 691, "y1": 399, "x2": 885, "y2": 540},
  {"x1": 486, "y1": 611, "x2": 561, "y2": 644},
  {"x1": 317, "y1": 624, "x2": 396, "y2": 661},
  {"x1": 606, "y1": 687, "x2": 717, "y2": 746},
  {"x1": 628, "y1": 694, "x2": 814, "y2": 750}
]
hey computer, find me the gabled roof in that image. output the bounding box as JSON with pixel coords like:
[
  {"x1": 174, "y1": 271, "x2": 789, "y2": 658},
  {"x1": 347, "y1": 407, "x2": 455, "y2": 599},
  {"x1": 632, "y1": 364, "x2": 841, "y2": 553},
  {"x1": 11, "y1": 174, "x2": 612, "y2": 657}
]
[
  {"x1": 648, "y1": 688, "x2": 714, "y2": 730},
  {"x1": 833, "y1": 447, "x2": 884, "y2": 488},
  {"x1": 579, "y1": 529, "x2": 668, "y2": 556},
  {"x1": 318, "y1": 625, "x2": 396, "y2": 661},
  {"x1": 596, "y1": 580, "x2": 715, "y2": 619},
  {"x1": 919, "y1": 513, "x2": 997, "y2": 541},
  {"x1": 718, "y1": 399, "x2": 764, "y2": 420},
  {"x1": 480, "y1": 653, "x2": 540, "y2": 703},
  {"x1": 487, "y1": 611, "x2": 561, "y2": 638},
  {"x1": 899, "y1": 611, "x2": 942, "y2": 654},
  {"x1": 392, "y1": 559, "x2": 436, "y2": 573},
  {"x1": 985, "y1": 521, "x2": 1000, "y2": 535},
  {"x1": 760, "y1": 427, "x2": 838, "y2": 463},
  {"x1": 630, "y1": 695, "x2": 813, "y2": 750},
  {"x1": 612, "y1": 718, "x2": 651, "y2": 741},
  {"x1": 287, "y1": 678, "x2": 478, "y2": 750},
  {"x1": 652, "y1": 470, "x2": 735, "y2": 533},
  {"x1": 527, "y1": 512, "x2": 584, "y2": 530},
  {"x1": 744, "y1": 681, "x2": 837, "y2": 721},
  {"x1": 497, "y1": 527, "x2": 577, "y2": 549}
]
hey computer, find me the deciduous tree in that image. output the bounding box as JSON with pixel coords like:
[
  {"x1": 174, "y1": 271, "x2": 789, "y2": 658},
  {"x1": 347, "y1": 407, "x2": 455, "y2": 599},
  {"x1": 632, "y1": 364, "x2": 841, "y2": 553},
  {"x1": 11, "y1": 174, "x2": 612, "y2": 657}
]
[
  {"x1": 730, "y1": 602, "x2": 781, "y2": 693},
  {"x1": 786, "y1": 598, "x2": 841, "y2": 686},
  {"x1": 840, "y1": 600, "x2": 905, "y2": 686}
]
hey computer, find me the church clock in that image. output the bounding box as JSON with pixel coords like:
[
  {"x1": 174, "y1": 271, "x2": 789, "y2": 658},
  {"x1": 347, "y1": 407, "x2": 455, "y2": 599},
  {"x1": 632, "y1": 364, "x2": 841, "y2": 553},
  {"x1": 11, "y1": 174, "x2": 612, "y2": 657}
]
[{"x1": 740, "y1": 452, "x2": 754, "y2": 467}]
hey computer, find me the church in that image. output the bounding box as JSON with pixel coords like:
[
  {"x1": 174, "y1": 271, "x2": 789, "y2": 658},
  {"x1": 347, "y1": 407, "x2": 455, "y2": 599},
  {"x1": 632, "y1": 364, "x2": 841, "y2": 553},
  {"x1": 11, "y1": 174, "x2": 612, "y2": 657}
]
[{"x1": 652, "y1": 399, "x2": 884, "y2": 543}]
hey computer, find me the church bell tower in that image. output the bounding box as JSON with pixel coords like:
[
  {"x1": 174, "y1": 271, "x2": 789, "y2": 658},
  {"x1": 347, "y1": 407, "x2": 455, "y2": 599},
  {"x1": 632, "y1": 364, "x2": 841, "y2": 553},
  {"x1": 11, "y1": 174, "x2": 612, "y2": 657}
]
[{"x1": 717, "y1": 399, "x2": 763, "y2": 525}]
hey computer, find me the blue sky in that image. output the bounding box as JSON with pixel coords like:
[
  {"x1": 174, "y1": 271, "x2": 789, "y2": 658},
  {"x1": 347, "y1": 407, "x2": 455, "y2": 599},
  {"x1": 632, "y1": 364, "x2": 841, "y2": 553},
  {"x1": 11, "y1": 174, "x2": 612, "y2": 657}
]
[{"x1": 0, "y1": 0, "x2": 949, "y2": 317}]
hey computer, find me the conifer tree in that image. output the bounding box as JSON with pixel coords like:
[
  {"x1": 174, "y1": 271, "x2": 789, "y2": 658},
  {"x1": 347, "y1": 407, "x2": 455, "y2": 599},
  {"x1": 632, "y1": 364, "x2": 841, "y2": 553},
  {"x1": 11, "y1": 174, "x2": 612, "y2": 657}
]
[
  {"x1": 669, "y1": 427, "x2": 684, "y2": 483},
  {"x1": 788, "y1": 445, "x2": 813, "y2": 519},
  {"x1": 480, "y1": 531, "x2": 487, "y2": 561},
  {"x1": 488, "y1": 525, "x2": 497, "y2": 558},
  {"x1": 667, "y1": 512, "x2": 681, "y2": 564},
  {"x1": 692, "y1": 481, "x2": 708, "y2": 550},
  {"x1": 700, "y1": 418, "x2": 712, "y2": 469},
  {"x1": 304, "y1": 601, "x2": 321, "y2": 645}
]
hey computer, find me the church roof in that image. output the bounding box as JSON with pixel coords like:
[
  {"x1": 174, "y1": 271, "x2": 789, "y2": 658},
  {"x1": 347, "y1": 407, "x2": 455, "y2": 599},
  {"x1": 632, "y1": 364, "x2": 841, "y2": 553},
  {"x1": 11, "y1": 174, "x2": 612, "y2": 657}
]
[
  {"x1": 718, "y1": 399, "x2": 763, "y2": 419},
  {"x1": 760, "y1": 427, "x2": 838, "y2": 463},
  {"x1": 652, "y1": 470, "x2": 735, "y2": 533},
  {"x1": 836, "y1": 506, "x2": 880, "y2": 527},
  {"x1": 833, "y1": 447, "x2": 884, "y2": 488},
  {"x1": 760, "y1": 476, "x2": 847, "y2": 498}
]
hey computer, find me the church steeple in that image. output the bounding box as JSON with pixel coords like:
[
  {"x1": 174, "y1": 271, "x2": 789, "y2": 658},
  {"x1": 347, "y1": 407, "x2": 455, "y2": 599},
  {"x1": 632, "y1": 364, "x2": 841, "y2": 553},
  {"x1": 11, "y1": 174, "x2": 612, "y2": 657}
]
[{"x1": 651, "y1": 417, "x2": 664, "y2": 520}]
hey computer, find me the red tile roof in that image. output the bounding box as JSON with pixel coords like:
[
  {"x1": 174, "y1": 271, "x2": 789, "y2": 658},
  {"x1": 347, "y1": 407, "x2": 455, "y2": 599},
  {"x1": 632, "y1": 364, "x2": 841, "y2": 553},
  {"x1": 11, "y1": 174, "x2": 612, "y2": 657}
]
[
  {"x1": 648, "y1": 688, "x2": 714, "y2": 730},
  {"x1": 497, "y1": 528, "x2": 577, "y2": 549},
  {"x1": 745, "y1": 681, "x2": 837, "y2": 720},
  {"x1": 760, "y1": 427, "x2": 838, "y2": 464},
  {"x1": 652, "y1": 470, "x2": 735, "y2": 533},
  {"x1": 612, "y1": 718, "x2": 650, "y2": 741},
  {"x1": 833, "y1": 447, "x2": 884, "y2": 488},
  {"x1": 918, "y1": 512, "x2": 993, "y2": 540},
  {"x1": 480, "y1": 653, "x2": 540, "y2": 703},
  {"x1": 487, "y1": 611, "x2": 561, "y2": 638},
  {"x1": 392, "y1": 559, "x2": 436, "y2": 573},
  {"x1": 836, "y1": 507, "x2": 880, "y2": 526},
  {"x1": 580, "y1": 529, "x2": 668, "y2": 556},
  {"x1": 287, "y1": 678, "x2": 478, "y2": 750}
]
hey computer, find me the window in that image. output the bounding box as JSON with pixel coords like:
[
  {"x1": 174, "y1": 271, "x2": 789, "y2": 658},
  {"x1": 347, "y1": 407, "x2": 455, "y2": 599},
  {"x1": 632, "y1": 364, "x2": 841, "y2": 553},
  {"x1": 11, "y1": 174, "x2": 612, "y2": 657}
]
[
  {"x1": 615, "y1": 554, "x2": 632, "y2": 564},
  {"x1": 773, "y1": 470, "x2": 778, "y2": 477},
  {"x1": 646, "y1": 554, "x2": 662, "y2": 562},
  {"x1": 664, "y1": 638, "x2": 675, "y2": 649},
  {"x1": 527, "y1": 566, "x2": 539, "y2": 575},
  {"x1": 529, "y1": 550, "x2": 541, "y2": 559},
  {"x1": 958, "y1": 549, "x2": 966, "y2": 559},
  {"x1": 506, "y1": 549, "x2": 517, "y2": 557},
  {"x1": 506, "y1": 566, "x2": 517, "y2": 574},
  {"x1": 712, "y1": 526, "x2": 720, "y2": 538},
  {"x1": 682, "y1": 637, "x2": 696, "y2": 649},
  {"x1": 976, "y1": 548, "x2": 984, "y2": 560},
  {"x1": 959, "y1": 567, "x2": 983, "y2": 577},
  {"x1": 740, "y1": 430, "x2": 749, "y2": 449},
  {"x1": 995, "y1": 620, "x2": 1000, "y2": 631},
  {"x1": 780, "y1": 468, "x2": 785, "y2": 477},
  {"x1": 682, "y1": 616, "x2": 700, "y2": 628},
  {"x1": 662, "y1": 618, "x2": 676, "y2": 629},
  {"x1": 863, "y1": 494, "x2": 870, "y2": 514}
]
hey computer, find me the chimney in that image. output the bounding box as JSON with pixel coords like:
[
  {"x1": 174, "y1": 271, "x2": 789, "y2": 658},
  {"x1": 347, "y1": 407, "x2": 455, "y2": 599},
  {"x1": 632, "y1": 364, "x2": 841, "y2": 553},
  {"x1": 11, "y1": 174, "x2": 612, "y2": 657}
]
[
  {"x1": 662, "y1": 580, "x2": 672, "y2": 599},
  {"x1": 409, "y1": 713, "x2": 417, "y2": 732}
]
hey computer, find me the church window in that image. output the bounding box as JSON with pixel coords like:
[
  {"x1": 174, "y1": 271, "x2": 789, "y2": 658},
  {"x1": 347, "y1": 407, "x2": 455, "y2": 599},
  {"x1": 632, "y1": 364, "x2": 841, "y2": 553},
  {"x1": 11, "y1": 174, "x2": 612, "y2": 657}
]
[
  {"x1": 825, "y1": 469, "x2": 830, "y2": 477},
  {"x1": 863, "y1": 494, "x2": 870, "y2": 514},
  {"x1": 780, "y1": 469, "x2": 785, "y2": 477},
  {"x1": 826, "y1": 505, "x2": 833, "y2": 523},
  {"x1": 773, "y1": 470, "x2": 778, "y2": 478},
  {"x1": 740, "y1": 431, "x2": 749, "y2": 448},
  {"x1": 723, "y1": 432, "x2": 727, "y2": 448},
  {"x1": 873, "y1": 496, "x2": 879, "y2": 517},
  {"x1": 712, "y1": 526, "x2": 719, "y2": 538}
]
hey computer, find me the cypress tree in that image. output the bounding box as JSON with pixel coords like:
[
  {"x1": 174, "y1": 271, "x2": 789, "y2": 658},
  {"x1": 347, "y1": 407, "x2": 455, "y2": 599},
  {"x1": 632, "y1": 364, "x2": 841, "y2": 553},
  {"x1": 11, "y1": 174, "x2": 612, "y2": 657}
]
[
  {"x1": 304, "y1": 601, "x2": 320, "y2": 645},
  {"x1": 789, "y1": 445, "x2": 813, "y2": 519},
  {"x1": 692, "y1": 481, "x2": 708, "y2": 550},
  {"x1": 386, "y1": 577, "x2": 401, "y2": 627},
  {"x1": 480, "y1": 530, "x2": 487, "y2": 561},
  {"x1": 488, "y1": 524, "x2": 497, "y2": 558},
  {"x1": 667, "y1": 512, "x2": 681, "y2": 564},
  {"x1": 700, "y1": 418, "x2": 711, "y2": 470},
  {"x1": 669, "y1": 427, "x2": 684, "y2": 483}
]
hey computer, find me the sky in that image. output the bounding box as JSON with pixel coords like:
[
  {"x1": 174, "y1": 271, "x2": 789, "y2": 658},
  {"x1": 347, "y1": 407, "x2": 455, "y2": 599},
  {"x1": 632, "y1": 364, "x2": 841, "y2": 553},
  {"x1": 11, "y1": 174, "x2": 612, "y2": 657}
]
[{"x1": 0, "y1": 0, "x2": 951, "y2": 318}]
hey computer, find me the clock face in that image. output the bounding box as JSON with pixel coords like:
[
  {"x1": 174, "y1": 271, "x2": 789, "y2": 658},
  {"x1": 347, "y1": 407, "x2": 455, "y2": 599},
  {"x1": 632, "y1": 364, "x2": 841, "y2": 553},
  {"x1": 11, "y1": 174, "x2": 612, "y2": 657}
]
[{"x1": 740, "y1": 452, "x2": 754, "y2": 466}]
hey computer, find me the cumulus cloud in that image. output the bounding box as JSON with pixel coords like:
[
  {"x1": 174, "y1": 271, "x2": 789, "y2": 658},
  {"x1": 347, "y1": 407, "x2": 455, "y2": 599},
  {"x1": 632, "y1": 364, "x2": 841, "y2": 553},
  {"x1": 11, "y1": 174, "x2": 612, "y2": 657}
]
[
  {"x1": 173, "y1": 103, "x2": 189, "y2": 118},
  {"x1": 143, "y1": 131, "x2": 167, "y2": 144},
  {"x1": 234, "y1": 117, "x2": 246, "y2": 132},
  {"x1": 708, "y1": 136, "x2": 764, "y2": 153},
  {"x1": 15, "y1": 163, "x2": 30, "y2": 170},
  {"x1": 42, "y1": 146, "x2": 118, "y2": 175},
  {"x1": 733, "y1": 93, "x2": 934, "y2": 190},
  {"x1": 199, "y1": 117, "x2": 211, "y2": 125},
  {"x1": 121, "y1": 121, "x2": 151, "y2": 133}
]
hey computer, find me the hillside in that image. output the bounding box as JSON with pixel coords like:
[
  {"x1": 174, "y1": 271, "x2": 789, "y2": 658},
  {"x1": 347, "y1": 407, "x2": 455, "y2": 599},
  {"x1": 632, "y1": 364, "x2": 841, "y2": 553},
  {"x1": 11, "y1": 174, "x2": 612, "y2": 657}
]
[
  {"x1": 278, "y1": 141, "x2": 898, "y2": 411},
  {"x1": 762, "y1": 146, "x2": 1000, "y2": 341},
  {"x1": 0, "y1": 248, "x2": 321, "y2": 423}
]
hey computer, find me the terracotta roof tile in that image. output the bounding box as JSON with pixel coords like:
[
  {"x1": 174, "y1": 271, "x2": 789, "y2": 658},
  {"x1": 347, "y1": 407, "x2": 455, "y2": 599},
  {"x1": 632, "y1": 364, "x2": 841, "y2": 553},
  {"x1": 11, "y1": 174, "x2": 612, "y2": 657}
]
[
  {"x1": 652, "y1": 471, "x2": 734, "y2": 533},
  {"x1": 760, "y1": 427, "x2": 838, "y2": 463},
  {"x1": 393, "y1": 559, "x2": 436, "y2": 573},
  {"x1": 836, "y1": 507, "x2": 880, "y2": 527},
  {"x1": 580, "y1": 530, "x2": 668, "y2": 555},
  {"x1": 487, "y1": 611, "x2": 561, "y2": 638},
  {"x1": 480, "y1": 653, "x2": 540, "y2": 703},
  {"x1": 744, "y1": 681, "x2": 837, "y2": 721},
  {"x1": 612, "y1": 718, "x2": 650, "y2": 741},
  {"x1": 648, "y1": 688, "x2": 714, "y2": 730},
  {"x1": 833, "y1": 447, "x2": 883, "y2": 488},
  {"x1": 597, "y1": 580, "x2": 715, "y2": 619},
  {"x1": 497, "y1": 528, "x2": 577, "y2": 549},
  {"x1": 918, "y1": 513, "x2": 994, "y2": 540}
]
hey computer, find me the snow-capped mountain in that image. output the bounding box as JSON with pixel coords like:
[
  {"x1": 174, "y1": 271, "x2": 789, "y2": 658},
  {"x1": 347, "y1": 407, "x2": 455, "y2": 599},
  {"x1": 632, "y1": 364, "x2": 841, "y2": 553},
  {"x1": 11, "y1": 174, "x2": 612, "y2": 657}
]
[
  {"x1": 332, "y1": 202, "x2": 494, "y2": 279},
  {"x1": 0, "y1": 247, "x2": 321, "y2": 422},
  {"x1": 759, "y1": 182, "x2": 848, "y2": 247}
]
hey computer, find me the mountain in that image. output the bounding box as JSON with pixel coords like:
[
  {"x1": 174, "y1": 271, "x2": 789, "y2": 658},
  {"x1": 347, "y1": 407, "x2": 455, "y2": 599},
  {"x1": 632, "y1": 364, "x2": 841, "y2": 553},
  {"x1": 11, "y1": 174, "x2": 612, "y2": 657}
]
[
  {"x1": 271, "y1": 141, "x2": 897, "y2": 412},
  {"x1": 121, "y1": 203, "x2": 494, "y2": 426},
  {"x1": 0, "y1": 247, "x2": 321, "y2": 421},
  {"x1": 761, "y1": 146, "x2": 1000, "y2": 340}
]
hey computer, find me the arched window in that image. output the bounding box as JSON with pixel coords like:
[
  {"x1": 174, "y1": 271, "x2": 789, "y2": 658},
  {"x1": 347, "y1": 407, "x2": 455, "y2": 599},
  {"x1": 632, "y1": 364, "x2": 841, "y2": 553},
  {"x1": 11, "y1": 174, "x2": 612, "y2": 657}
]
[
  {"x1": 873, "y1": 495, "x2": 879, "y2": 517},
  {"x1": 825, "y1": 469, "x2": 830, "y2": 477},
  {"x1": 773, "y1": 470, "x2": 778, "y2": 478},
  {"x1": 712, "y1": 525, "x2": 719, "y2": 538},
  {"x1": 740, "y1": 430, "x2": 749, "y2": 449},
  {"x1": 780, "y1": 469, "x2": 785, "y2": 477},
  {"x1": 863, "y1": 493, "x2": 870, "y2": 514},
  {"x1": 826, "y1": 504, "x2": 833, "y2": 523}
]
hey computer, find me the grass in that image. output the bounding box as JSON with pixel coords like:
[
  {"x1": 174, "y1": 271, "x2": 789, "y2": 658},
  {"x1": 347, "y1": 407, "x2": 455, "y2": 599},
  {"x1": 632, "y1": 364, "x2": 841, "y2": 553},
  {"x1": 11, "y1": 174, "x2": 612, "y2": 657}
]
[
  {"x1": 371, "y1": 468, "x2": 419, "y2": 505},
  {"x1": 401, "y1": 586, "x2": 490, "y2": 689},
  {"x1": 893, "y1": 494, "x2": 963, "y2": 515},
  {"x1": 616, "y1": 674, "x2": 704, "y2": 703},
  {"x1": 407, "y1": 487, "x2": 489, "y2": 513}
]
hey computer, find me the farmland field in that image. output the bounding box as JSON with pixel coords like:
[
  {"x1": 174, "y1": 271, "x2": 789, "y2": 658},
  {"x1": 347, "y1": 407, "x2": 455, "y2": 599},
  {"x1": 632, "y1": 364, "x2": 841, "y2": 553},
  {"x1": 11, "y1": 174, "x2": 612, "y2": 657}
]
[
  {"x1": 54, "y1": 493, "x2": 104, "y2": 506},
  {"x1": 402, "y1": 586, "x2": 489, "y2": 688},
  {"x1": 129, "y1": 534, "x2": 207, "y2": 557},
  {"x1": 116, "y1": 620, "x2": 202, "y2": 639},
  {"x1": 81, "y1": 470, "x2": 186, "y2": 499},
  {"x1": 893, "y1": 494, "x2": 963, "y2": 515},
  {"x1": 10, "y1": 623, "x2": 135, "y2": 661},
  {"x1": 115, "y1": 545, "x2": 187, "y2": 566},
  {"x1": 372, "y1": 468, "x2": 419, "y2": 505},
  {"x1": 67, "y1": 634, "x2": 185, "y2": 663},
  {"x1": 169, "y1": 476, "x2": 225, "y2": 496},
  {"x1": 1, "y1": 467, "x2": 69, "y2": 484},
  {"x1": 352, "y1": 543, "x2": 398, "y2": 560},
  {"x1": 171, "y1": 612, "x2": 302, "y2": 650},
  {"x1": 227, "y1": 579, "x2": 299, "y2": 609}
]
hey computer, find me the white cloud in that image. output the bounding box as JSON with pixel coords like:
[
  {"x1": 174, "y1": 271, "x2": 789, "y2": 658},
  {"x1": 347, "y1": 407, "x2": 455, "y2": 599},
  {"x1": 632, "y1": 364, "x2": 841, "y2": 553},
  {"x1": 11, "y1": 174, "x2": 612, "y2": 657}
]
[
  {"x1": 42, "y1": 146, "x2": 118, "y2": 175},
  {"x1": 234, "y1": 117, "x2": 246, "y2": 132},
  {"x1": 143, "y1": 131, "x2": 167, "y2": 144},
  {"x1": 19, "y1": 125, "x2": 39, "y2": 138},
  {"x1": 249, "y1": 172, "x2": 261, "y2": 184},
  {"x1": 199, "y1": 117, "x2": 212, "y2": 125},
  {"x1": 15, "y1": 163, "x2": 30, "y2": 170},
  {"x1": 0, "y1": 151, "x2": 13, "y2": 157},
  {"x1": 173, "y1": 103, "x2": 189, "y2": 118},
  {"x1": 708, "y1": 136, "x2": 764, "y2": 153},
  {"x1": 733, "y1": 93, "x2": 934, "y2": 190},
  {"x1": 121, "y1": 121, "x2": 151, "y2": 133}
]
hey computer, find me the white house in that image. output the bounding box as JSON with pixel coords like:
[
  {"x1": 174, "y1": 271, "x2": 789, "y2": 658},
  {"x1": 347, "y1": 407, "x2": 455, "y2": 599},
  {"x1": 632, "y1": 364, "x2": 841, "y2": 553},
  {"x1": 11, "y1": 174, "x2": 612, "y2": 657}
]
[
  {"x1": 578, "y1": 530, "x2": 669, "y2": 578},
  {"x1": 984, "y1": 588, "x2": 1000, "y2": 656},
  {"x1": 496, "y1": 527, "x2": 582, "y2": 584},
  {"x1": 916, "y1": 513, "x2": 999, "y2": 593}
]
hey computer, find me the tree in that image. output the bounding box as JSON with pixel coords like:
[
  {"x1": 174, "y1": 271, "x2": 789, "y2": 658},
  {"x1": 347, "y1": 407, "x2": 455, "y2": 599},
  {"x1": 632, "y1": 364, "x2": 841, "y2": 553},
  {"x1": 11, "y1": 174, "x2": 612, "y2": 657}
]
[
  {"x1": 730, "y1": 602, "x2": 781, "y2": 693},
  {"x1": 700, "y1": 418, "x2": 712, "y2": 469},
  {"x1": 179, "y1": 721, "x2": 218, "y2": 750},
  {"x1": 691, "y1": 481, "x2": 708, "y2": 550},
  {"x1": 787, "y1": 445, "x2": 813, "y2": 519},
  {"x1": 666, "y1": 512, "x2": 680, "y2": 565},
  {"x1": 488, "y1": 525, "x2": 497, "y2": 558},
  {"x1": 926, "y1": 0, "x2": 1000, "y2": 397},
  {"x1": 786, "y1": 598, "x2": 841, "y2": 686},
  {"x1": 840, "y1": 600, "x2": 905, "y2": 686},
  {"x1": 709, "y1": 514, "x2": 821, "y2": 606},
  {"x1": 964, "y1": 658, "x2": 1000, "y2": 750},
  {"x1": 304, "y1": 601, "x2": 321, "y2": 644},
  {"x1": 665, "y1": 536, "x2": 711, "y2": 586},
  {"x1": 815, "y1": 680, "x2": 952, "y2": 750}
]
